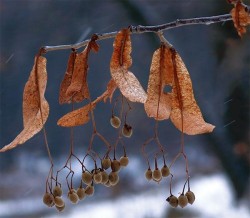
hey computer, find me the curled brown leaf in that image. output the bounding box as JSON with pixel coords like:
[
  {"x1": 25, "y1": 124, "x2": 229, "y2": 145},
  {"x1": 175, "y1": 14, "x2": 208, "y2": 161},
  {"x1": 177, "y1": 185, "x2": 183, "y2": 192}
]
[
  {"x1": 0, "y1": 56, "x2": 49, "y2": 152},
  {"x1": 231, "y1": 1, "x2": 250, "y2": 37},
  {"x1": 145, "y1": 45, "x2": 172, "y2": 120},
  {"x1": 169, "y1": 48, "x2": 215, "y2": 135},
  {"x1": 59, "y1": 51, "x2": 77, "y2": 104},
  {"x1": 110, "y1": 28, "x2": 147, "y2": 103},
  {"x1": 57, "y1": 79, "x2": 117, "y2": 127}
]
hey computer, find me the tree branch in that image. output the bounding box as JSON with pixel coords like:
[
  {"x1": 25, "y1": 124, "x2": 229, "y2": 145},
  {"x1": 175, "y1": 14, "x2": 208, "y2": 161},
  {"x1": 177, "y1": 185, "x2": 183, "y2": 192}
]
[{"x1": 42, "y1": 14, "x2": 232, "y2": 53}]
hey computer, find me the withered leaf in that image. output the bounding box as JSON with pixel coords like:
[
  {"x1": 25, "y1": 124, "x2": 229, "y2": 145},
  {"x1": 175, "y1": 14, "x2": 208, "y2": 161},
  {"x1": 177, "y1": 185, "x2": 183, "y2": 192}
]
[
  {"x1": 65, "y1": 37, "x2": 99, "y2": 103},
  {"x1": 0, "y1": 56, "x2": 49, "y2": 152},
  {"x1": 59, "y1": 51, "x2": 77, "y2": 104},
  {"x1": 110, "y1": 28, "x2": 147, "y2": 103},
  {"x1": 57, "y1": 79, "x2": 117, "y2": 127},
  {"x1": 169, "y1": 48, "x2": 215, "y2": 135},
  {"x1": 231, "y1": 1, "x2": 250, "y2": 37},
  {"x1": 65, "y1": 50, "x2": 90, "y2": 102},
  {"x1": 145, "y1": 45, "x2": 172, "y2": 120}
]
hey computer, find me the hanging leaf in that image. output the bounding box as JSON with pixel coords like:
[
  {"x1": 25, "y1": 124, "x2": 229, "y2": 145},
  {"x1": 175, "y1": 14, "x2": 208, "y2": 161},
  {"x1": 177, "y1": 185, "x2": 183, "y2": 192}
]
[
  {"x1": 231, "y1": 1, "x2": 250, "y2": 37},
  {"x1": 110, "y1": 28, "x2": 147, "y2": 103},
  {"x1": 145, "y1": 45, "x2": 172, "y2": 120},
  {"x1": 0, "y1": 55, "x2": 49, "y2": 152},
  {"x1": 169, "y1": 48, "x2": 215, "y2": 135},
  {"x1": 65, "y1": 36, "x2": 99, "y2": 103},
  {"x1": 59, "y1": 50, "x2": 77, "y2": 104},
  {"x1": 57, "y1": 79, "x2": 117, "y2": 127}
]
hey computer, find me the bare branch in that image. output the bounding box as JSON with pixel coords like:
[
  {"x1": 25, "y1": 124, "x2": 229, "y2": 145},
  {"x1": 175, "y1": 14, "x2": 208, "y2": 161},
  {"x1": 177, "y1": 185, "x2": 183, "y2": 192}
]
[{"x1": 42, "y1": 14, "x2": 232, "y2": 53}]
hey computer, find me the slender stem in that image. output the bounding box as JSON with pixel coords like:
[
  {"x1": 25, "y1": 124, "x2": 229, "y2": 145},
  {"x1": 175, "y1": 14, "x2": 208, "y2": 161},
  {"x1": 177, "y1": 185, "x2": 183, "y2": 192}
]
[{"x1": 42, "y1": 14, "x2": 232, "y2": 52}]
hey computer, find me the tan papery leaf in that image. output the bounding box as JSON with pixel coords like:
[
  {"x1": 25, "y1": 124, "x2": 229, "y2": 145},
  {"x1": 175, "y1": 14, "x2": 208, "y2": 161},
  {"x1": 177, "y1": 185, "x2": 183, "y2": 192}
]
[
  {"x1": 169, "y1": 48, "x2": 215, "y2": 135},
  {"x1": 145, "y1": 45, "x2": 172, "y2": 120},
  {"x1": 231, "y1": 2, "x2": 250, "y2": 37},
  {"x1": 110, "y1": 28, "x2": 147, "y2": 103},
  {"x1": 59, "y1": 51, "x2": 77, "y2": 104},
  {"x1": 57, "y1": 79, "x2": 116, "y2": 127},
  {"x1": 65, "y1": 49, "x2": 90, "y2": 102},
  {"x1": 0, "y1": 56, "x2": 49, "y2": 152}
]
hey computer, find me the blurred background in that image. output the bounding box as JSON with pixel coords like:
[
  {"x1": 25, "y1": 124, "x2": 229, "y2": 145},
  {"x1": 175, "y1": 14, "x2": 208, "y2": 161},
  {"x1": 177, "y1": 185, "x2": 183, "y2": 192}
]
[{"x1": 0, "y1": 0, "x2": 249, "y2": 217}]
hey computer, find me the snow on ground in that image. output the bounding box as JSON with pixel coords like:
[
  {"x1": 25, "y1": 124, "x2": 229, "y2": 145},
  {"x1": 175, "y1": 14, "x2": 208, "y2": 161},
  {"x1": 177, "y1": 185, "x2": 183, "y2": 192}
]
[{"x1": 0, "y1": 173, "x2": 249, "y2": 218}]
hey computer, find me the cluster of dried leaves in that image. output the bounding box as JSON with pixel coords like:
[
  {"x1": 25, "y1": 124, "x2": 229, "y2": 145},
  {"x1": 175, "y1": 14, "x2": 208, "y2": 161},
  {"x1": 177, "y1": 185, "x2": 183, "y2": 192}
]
[
  {"x1": 1, "y1": 27, "x2": 216, "y2": 153},
  {"x1": 3, "y1": 0, "x2": 249, "y2": 153}
]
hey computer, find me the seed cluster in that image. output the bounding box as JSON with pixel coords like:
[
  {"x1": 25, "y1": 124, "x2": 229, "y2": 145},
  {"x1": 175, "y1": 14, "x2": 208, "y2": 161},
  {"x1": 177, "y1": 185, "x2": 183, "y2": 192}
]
[
  {"x1": 166, "y1": 190, "x2": 195, "y2": 208},
  {"x1": 43, "y1": 155, "x2": 129, "y2": 211}
]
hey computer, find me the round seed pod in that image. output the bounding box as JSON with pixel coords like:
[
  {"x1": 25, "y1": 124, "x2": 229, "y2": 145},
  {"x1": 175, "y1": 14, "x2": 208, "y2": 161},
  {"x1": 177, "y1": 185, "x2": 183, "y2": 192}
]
[
  {"x1": 185, "y1": 191, "x2": 195, "y2": 204},
  {"x1": 122, "y1": 124, "x2": 133, "y2": 138},
  {"x1": 111, "y1": 159, "x2": 121, "y2": 172},
  {"x1": 53, "y1": 185, "x2": 63, "y2": 197},
  {"x1": 56, "y1": 203, "x2": 65, "y2": 212},
  {"x1": 43, "y1": 193, "x2": 55, "y2": 207},
  {"x1": 110, "y1": 115, "x2": 121, "y2": 128},
  {"x1": 166, "y1": 195, "x2": 178, "y2": 208},
  {"x1": 85, "y1": 185, "x2": 95, "y2": 196},
  {"x1": 120, "y1": 156, "x2": 129, "y2": 167},
  {"x1": 104, "y1": 180, "x2": 111, "y2": 187},
  {"x1": 68, "y1": 190, "x2": 79, "y2": 204},
  {"x1": 161, "y1": 165, "x2": 170, "y2": 177},
  {"x1": 93, "y1": 172, "x2": 102, "y2": 184},
  {"x1": 109, "y1": 172, "x2": 119, "y2": 186},
  {"x1": 101, "y1": 171, "x2": 109, "y2": 184},
  {"x1": 145, "y1": 169, "x2": 153, "y2": 181},
  {"x1": 54, "y1": 196, "x2": 64, "y2": 208},
  {"x1": 82, "y1": 171, "x2": 93, "y2": 185},
  {"x1": 102, "y1": 158, "x2": 111, "y2": 170},
  {"x1": 152, "y1": 168, "x2": 162, "y2": 182},
  {"x1": 178, "y1": 194, "x2": 188, "y2": 208},
  {"x1": 76, "y1": 187, "x2": 85, "y2": 200}
]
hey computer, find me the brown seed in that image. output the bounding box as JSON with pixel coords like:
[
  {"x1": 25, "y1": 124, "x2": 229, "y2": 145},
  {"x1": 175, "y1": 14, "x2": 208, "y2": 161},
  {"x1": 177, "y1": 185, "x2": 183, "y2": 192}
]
[
  {"x1": 101, "y1": 171, "x2": 109, "y2": 184},
  {"x1": 111, "y1": 159, "x2": 121, "y2": 172},
  {"x1": 120, "y1": 156, "x2": 129, "y2": 167},
  {"x1": 166, "y1": 195, "x2": 178, "y2": 208},
  {"x1": 145, "y1": 169, "x2": 153, "y2": 181},
  {"x1": 109, "y1": 171, "x2": 119, "y2": 186},
  {"x1": 68, "y1": 191, "x2": 79, "y2": 204},
  {"x1": 152, "y1": 168, "x2": 162, "y2": 182},
  {"x1": 43, "y1": 193, "x2": 55, "y2": 207},
  {"x1": 77, "y1": 187, "x2": 86, "y2": 200},
  {"x1": 122, "y1": 124, "x2": 133, "y2": 138},
  {"x1": 85, "y1": 185, "x2": 95, "y2": 196},
  {"x1": 54, "y1": 196, "x2": 64, "y2": 207},
  {"x1": 110, "y1": 115, "x2": 121, "y2": 128},
  {"x1": 93, "y1": 172, "x2": 102, "y2": 184},
  {"x1": 185, "y1": 191, "x2": 195, "y2": 204},
  {"x1": 56, "y1": 203, "x2": 65, "y2": 212},
  {"x1": 53, "y1": 185, "x2": 63, "y2": 197},
  {"x1": 178, "y1": 194, "x2": 188, "y2": 208},
  {"x1": 104, "y1": 180, "x2": 112, "y2": 187},
  {"x1": 161, "y1": 165, "x2": 170, "y2": 177},
  {"x1": 82, "y1": 171, "x2": 93, "y2": 185},
  {"x1": 102, "y1": 158, "x2": 111, "y2": 170}
]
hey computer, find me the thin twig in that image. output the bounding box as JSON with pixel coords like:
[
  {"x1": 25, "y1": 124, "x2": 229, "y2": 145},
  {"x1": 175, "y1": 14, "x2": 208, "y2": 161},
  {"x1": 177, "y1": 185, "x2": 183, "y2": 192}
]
[{"x1": 42, "y1": 14, "x2": 232, "y2": 52}]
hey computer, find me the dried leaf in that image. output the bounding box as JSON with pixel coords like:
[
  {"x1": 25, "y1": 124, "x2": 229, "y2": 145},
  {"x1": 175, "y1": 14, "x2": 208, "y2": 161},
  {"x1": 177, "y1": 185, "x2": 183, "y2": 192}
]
[
  {"x1": 0, "y1": 56, "x2": 49, "y2": 152},
  {"x1": 65, "y1": 37, "x2": 99, "y2": 103},
  {"x1": 169, "y1": 48, "x2": 215, "y2": 135},
  {"x1": 145, "y1": 45, "x2": 172, "y2": 120},
  {"x1": 57, "y1": 79, "x2": 116, "y2": 127},
  {"x1": 65, "y1": 50, "x2": 90, "y2": 102},
  {"x1": 231, "y1": 2, "x2": 250, "y2": 37},
  {"x1": 59, "y1": 51, "x2": 77, "y2": 104},
  {"x1": 57, "y1": 103, "x2": 94, "y2": 127},
  {"x1": 110, "y1": 28, "x2": 147, "y2": 103}
]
